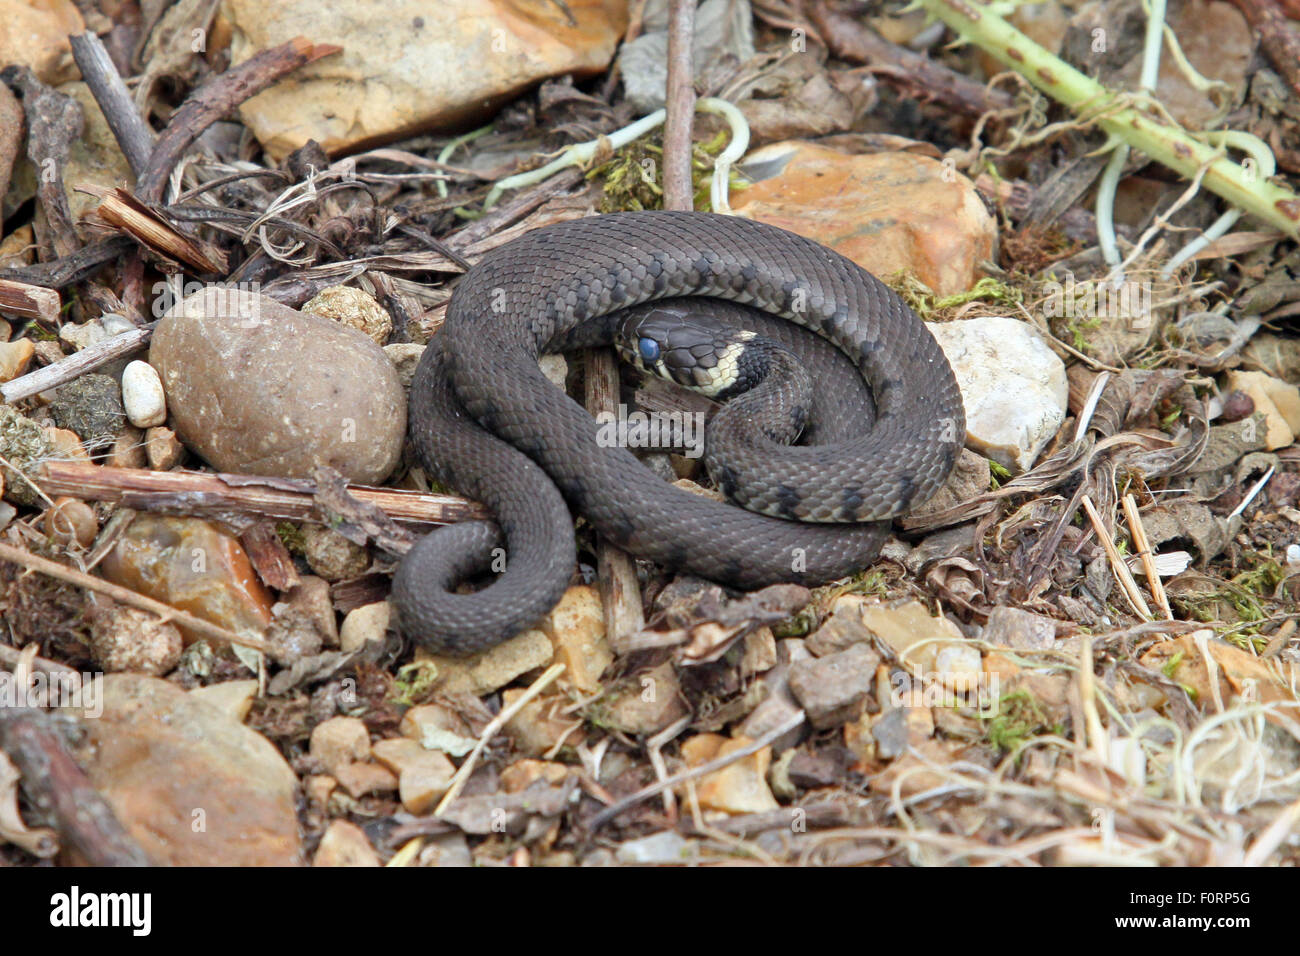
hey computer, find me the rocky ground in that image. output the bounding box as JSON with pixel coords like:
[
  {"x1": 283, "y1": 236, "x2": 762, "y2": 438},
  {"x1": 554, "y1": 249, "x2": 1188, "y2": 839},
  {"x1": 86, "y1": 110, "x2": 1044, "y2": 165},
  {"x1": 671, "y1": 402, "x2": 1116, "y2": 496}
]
[{"x1": 0, "y1": 0, "x2": 1299, "y2": 867}]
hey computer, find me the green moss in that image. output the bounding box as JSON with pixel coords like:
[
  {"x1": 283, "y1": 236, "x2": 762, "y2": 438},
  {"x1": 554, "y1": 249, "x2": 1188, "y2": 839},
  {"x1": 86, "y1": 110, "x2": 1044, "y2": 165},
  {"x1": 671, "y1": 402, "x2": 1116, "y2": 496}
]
[
  {"x1": 889, "y1": 273, "x2": 1023, "y2": 320},
  {"x1": 275, "y1": 521, "x2": 306, "y2": 554},
  {"x1": 983, "y1": 689, "x2": 1062, "y2": 755},
  {"x1": 587, "y1": 128, "x2": 748, "y2": 215},
  {"x1": 390, "y1": 659, "x2": 440, "y2": 707}
]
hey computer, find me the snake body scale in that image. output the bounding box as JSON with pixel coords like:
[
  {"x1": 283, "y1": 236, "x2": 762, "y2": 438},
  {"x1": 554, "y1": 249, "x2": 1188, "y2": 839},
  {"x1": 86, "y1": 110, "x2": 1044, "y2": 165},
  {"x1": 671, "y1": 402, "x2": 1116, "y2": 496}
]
[{"x1": 393, "y1": 211, "x2": 965, "y2": 655}]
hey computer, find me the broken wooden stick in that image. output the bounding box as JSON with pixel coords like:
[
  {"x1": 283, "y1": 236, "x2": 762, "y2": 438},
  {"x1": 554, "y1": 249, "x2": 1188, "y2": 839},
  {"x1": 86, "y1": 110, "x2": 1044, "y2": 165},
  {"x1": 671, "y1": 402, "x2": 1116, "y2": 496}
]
[{"x1": 36, "y1": 461, "x2": 487, "y2": 527}]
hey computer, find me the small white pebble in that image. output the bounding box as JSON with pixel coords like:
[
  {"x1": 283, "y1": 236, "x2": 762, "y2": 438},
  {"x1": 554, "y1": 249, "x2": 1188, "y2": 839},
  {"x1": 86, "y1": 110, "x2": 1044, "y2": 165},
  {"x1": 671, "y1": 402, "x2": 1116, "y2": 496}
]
[
  {"x1": 1287, "y1": 543, "x2": 1300, "y2": 567},
  {"x1": 99, "y1": 312, "x2": 137, "y2": 337},
  {"x1": 122, "y1": 360, "x2": 167, "y2": 428}
]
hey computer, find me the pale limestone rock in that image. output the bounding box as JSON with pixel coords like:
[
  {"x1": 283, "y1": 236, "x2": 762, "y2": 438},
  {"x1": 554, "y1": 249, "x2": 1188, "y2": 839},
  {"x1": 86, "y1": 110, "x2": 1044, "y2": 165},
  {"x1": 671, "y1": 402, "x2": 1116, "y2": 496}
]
[
  {"x1": 372, "y1": 738, "x2": 456, "y2": 814},
  {"x1": 538, "y1": 585, "x2": 610, "y2": 693},
  {"x1": 681, "y1": 733, "x2": 779, "y2": 814},
  {"x1": 927, "y1": 316, "x2": 1068, "y2": 472},
  {"x1": 1224, "y1": 369, "x2": 1299, "y2": 450},
  {"x1": 225, "y1": 0, "x2": 628, "y2": 160},
  {"x1": 0, "y1": 1, "x2": 83, "y2": 85},
  {"x1": 0, "y1": 338, "x2": 33, "y2": 382},
  {"x1": 189, "y1": 679, "x2": 260, "y2": 722},
  {"x1": 340, "y1": 601, "x2": 391, "y2": 652},
  {"x1": 417, "y1": 628, "x2": 553, "y2": 696}
]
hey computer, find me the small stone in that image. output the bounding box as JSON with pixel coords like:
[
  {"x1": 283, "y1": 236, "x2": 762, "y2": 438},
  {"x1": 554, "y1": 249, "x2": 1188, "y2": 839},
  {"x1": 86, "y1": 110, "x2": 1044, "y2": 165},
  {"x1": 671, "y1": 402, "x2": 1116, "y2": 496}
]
[
  {"x1": 0, "y1": 226, "x2": 34, "y2": 270},
  {"x1": 121, "y1": 359, "x2": 167, "y2": 428},
  {"x1": 313, "y1": 820, "x2": 380, "y2": 866},
  {"x1": 108, "y1": 424, "x2": 147, "y2": 468},
  {"x1": 0, "y1": 0, "x2": 83, "y2": 85},
  {"x1": 860, "y1": 600, "x2": 967, "y2": 673},
  {"x1": 188, "y1": 679, "x2": 260, "y2": 722},
  {"x1": 31, "y1": 341, "x2": 62, "y2": 367},
  {"x1": 539, "y1": 354, "x2": 568, "y2": 390},
  {"x1": 372, "y1": 737, "x2": 456, "y2": 814},
  {"x1": 1224, "y1": 369, "x2": 1300, "y2": 450},
  {"x1": 681, "y1": 733, "x2": 779, "y2": 814},
  {"x1": 310, "y1": 716, "x2": 371, "y2": 775},
  {"x1": 144, "y1": 425, "x2": 184, "y2": 470},
  {"x1": 615, "y1": 830, "x2": 693, "y2": 864},
  {"x1": 786, "y1": 751, "x2": 845, "y2": 789},
  {"x1": 61, "y1": 674, "x2": 302, "y2": 866},
  {"x1": 47, "y1": 374, "x2": 125, "y2": 449},
  {"x1": 85, "y1": 597, "x2": 184, "y2": 675},
  {"x1": 788, "y1": 643, "x2": 881, "y2": 730},
  {"x1": 503, "y1": 688, "x2": 584, "y2": 756},
  {"x1": 99, "y1": 514, "x2": 274, "y2": 640},
  {"x1": 537, "y1": 584, "x2": 610, "y2": 693},
  {"x1": 741, "y1": 627, "x2": 778, "y2": 676},
  {"x1": 333, "y1": 761, "x2": 398, "y2": 798},
  {"x1": 806, "y1": 595, "x2": 873, "y2": 656},
  {"x1": 399, "y1": 703, "x2": 477, "y2": 756},
  {"x1": 305, "y1": 774, "x2": 337, "y2": 807},
  {"x1": 599, "y1": 660, "x2": 690, "y2": 735},
  {"x1": 738, "y1": 689, "x2": 807, "y2": 751},
  {"x1": 384, "y1": 343, "x2": 424, "y2": 389},
  {"x1": 982, "y1": 606, "x2": 1057, "y2": 651},
  {"x1": 419, "y1": 628, "x2": 554, "y2": 696},
  {"x1": 0, "y1": 338, "x2": 33, "y2": 382},
  {"x1": 150, "y1": 287, "x2": 405, "y2": 483},
  {"x1": 43, "y1": 496, "x2": 97, "y2": 547},
  {"x1": 300, "y1": 524, "x2": 370, "y2": 581},
  {"x1": 45, "y1": 427, "x2": 91, "y2": 462},
  {"x1": 340, "y1": 601, "x2": 390, "y2": 651},
  {"x1": 280, "y1": 576, "x2": 338, "y2": 647},
  {"x1": 935, "y1": 642, "x2": 983, "y2": 693},
  {"x1": 419, "y1": 833, "x2": 474, "y2": 867},
  {"x1": 59, "y1": 319, "x2": 109, "y2": 352},
  {"x1": 1218, "y1": 389, "x2": 1255, "y2": 423},
  {"x1": 869, "y1": 706, "x2": 935, "y2": 760},
  {"x1": 500, "y1": 759, "x2": 570, "y2": 793},
  {"x1": 304, "y1": 285, "x2": 393, "y2": 344},
  {"x1": 928, "y1": 316, "x2": 1067, "y2": 472}
]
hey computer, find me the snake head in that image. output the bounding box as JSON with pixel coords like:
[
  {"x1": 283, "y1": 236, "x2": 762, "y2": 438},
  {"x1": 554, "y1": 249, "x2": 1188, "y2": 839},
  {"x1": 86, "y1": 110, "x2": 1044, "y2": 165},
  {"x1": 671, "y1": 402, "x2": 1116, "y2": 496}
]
[{"x1": 616, "y1": 303, "x2": 757, "y2": 399}]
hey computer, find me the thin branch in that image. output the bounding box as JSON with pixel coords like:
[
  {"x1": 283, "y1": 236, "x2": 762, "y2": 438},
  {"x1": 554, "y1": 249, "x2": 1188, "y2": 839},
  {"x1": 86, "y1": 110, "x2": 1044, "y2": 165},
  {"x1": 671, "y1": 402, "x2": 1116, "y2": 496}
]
[
  {"x1": 68, "y1": 31, "x2": 155, "y2": 178},
  {"x1": 662, "y1": 0, "x2": 697, "y2": 211},
  {"x1": 587, "y1": 708, "x2": 807, "y2": 830}
]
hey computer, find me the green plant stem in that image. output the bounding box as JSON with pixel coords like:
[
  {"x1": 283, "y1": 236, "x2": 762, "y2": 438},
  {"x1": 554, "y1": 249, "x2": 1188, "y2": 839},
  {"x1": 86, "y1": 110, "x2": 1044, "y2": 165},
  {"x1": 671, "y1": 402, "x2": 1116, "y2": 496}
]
[{"x1": 916, "y1": 0, "x2": 1300, "y2": 238}]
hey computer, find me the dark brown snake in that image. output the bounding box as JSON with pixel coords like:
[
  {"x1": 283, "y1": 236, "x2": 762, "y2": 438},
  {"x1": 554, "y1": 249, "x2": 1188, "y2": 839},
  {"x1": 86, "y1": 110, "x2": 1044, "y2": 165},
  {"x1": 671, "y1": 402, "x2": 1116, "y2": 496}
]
[{"x1": 393, "y1": 211, "x2": 965, "y2": 655}]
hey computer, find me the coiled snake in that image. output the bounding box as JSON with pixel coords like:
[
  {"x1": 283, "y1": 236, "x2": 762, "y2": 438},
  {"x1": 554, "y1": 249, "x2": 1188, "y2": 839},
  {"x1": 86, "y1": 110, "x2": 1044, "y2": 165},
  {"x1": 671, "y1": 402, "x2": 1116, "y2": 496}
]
[{"x1": 393, "y1": 211, "x2": 965, "y2": 654}]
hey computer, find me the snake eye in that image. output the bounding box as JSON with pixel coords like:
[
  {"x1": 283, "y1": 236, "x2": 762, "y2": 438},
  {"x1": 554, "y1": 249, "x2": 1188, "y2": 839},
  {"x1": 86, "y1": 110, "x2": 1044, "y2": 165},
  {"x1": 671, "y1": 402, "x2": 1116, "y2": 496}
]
[{"x1": 637, "y1": 337, "x2": 661, "y2": 364}]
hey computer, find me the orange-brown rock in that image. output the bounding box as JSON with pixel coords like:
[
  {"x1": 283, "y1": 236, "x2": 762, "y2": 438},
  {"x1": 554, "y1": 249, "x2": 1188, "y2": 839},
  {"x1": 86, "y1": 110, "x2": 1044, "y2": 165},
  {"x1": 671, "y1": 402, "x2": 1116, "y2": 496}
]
[
  {"x1": 62, "y1": 675, "x2": 302, "y2": 866},
  {"x1": 99, "y1": 514, "x2": 274, "y2": 640},
  {"x1": 734, "y1": 143, "x2": 996, "y2": 296}
]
